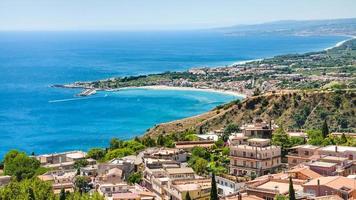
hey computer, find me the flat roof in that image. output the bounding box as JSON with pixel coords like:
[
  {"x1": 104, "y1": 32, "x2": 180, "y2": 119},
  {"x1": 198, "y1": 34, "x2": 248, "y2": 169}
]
[
  {"x1": 309, "y1": 161, "x2": 337, "y2": 168},
  {"x1": 165, "y1": 167, "x2": 195, "y2": 174},
  {"x1": 320, "y1": 145, "x2": 356, "y2": 153}
]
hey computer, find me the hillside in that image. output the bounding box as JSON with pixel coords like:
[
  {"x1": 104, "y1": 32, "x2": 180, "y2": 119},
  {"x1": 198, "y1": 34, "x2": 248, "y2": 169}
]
[
  {"x1": 217, "y1": 18, "x2": 356, "y2": 36},
  {"x1": 145, "y1": 89, "x2": 356, "y2": 137}
]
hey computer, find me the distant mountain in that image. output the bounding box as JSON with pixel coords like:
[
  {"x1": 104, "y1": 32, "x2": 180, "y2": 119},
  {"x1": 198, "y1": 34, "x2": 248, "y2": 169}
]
[{"x1": 217, "y1": 18, "x2": 356, "y2": 36}]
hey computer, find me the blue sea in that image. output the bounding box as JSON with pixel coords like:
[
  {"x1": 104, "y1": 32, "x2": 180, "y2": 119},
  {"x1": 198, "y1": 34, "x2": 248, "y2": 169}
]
[{"x1": 0, "y1": 31, "x2": 347, "y2": 157}]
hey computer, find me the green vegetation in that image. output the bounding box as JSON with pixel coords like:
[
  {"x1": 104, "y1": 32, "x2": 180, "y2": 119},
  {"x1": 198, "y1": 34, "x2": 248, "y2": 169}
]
[
  {"x1": 307, "y1": 129, "x2": 356, "y2": 146},
  {"x1": 86, "y1": 148, "x2": 106, "y2": 161},
  {"x1": 3, "y1": 150, "x2": 45, "y2": 181},
  {"x1": 127, "y1": 172, "x2": 142, "y2": 185}
]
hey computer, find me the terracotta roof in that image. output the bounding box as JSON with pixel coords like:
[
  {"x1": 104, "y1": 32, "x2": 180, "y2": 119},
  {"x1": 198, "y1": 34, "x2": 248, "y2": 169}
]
[
  {"x1": 288, "y1": 167, "x2": 322, "y2": 179},
  {"x1": 304, "y1": 176, "x2": 356, "y2": 191}
]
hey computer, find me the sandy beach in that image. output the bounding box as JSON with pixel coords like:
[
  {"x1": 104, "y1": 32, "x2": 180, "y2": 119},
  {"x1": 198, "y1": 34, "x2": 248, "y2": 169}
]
[
  {"x1": 110, "y1": 85, "x2": 246, "y2": 98},
  {"x1": 324, "y1": 35, "x2": 356, "y2": 50}
]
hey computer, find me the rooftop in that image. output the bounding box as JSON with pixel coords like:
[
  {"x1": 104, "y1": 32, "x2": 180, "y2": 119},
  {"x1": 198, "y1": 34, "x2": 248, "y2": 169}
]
[
  {"x1": 319, "y1": 145, "x2": 356, "y2": 153},
  {"x1": 304, "y1": 176, "x2": 356, "y2": 191},
  {"x1": 308, "y1": 161, "x2": 337, "y2": 168},
  {"x1": 165, "y1": 167, "x2": 195, "y2": 175},
  {"x1": 257, "y1": 181, "x2": 303, "y2": 194}
]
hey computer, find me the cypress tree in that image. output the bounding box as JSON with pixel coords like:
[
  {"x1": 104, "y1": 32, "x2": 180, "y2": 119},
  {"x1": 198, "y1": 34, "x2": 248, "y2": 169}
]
[
  {"x1": 340, "y1": 133, "x2": 347, "y2": 144},
  {"x1": 322, "y1": 120, "x2": 329, "y2": 138},
  {"x1": 185, "y1": 192, "x2": 192, "y2": 200},
  {"x1": 59, "y1": 188, "x2": 66, "y2": 200},
  {"x1": 289, "y1": 176, "x2": 296, "y2": 200},
  {"x1": 210, "y1": 173, "x2": 218, "y2": 200}
]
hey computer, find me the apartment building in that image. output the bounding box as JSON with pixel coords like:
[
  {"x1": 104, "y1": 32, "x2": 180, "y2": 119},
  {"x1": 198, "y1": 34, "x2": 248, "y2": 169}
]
[
  {"x1": 230, "y1": 138, "x2": 281, "y2": 176},
  {"x1": 318, "y1": 146, "x2": 356, "y2": 160},
  {"x1": 165, "y1": 178, "x2": 211, "y2": 200},
  {"x1": 287, "y1": 145, "x2": 321, "y2": 167},
  {"x1": 240, "y1": 120, "x2": 277, "y2": 139}
]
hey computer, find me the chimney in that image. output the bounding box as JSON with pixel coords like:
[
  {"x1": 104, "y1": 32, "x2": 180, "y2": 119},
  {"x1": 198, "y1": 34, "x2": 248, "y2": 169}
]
[
  {"x1": 238, "y1": 192, "x2": 242, "y2": 200},
  {"x1": 335, "y1": 146, "x2": 338, "y2": 152},
  {"x1": 317, "y1": 179, "x2": 320, "y2": 197}
]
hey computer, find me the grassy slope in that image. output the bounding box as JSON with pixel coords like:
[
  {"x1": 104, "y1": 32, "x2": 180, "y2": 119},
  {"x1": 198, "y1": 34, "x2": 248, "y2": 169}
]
[{"x1": 145, "y1": 89, "x2": 356, "y2": 136}]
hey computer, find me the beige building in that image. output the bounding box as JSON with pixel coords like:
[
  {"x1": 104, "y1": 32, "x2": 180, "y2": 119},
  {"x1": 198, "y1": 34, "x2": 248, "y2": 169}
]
[
  {"x1": 165, "y1": 178, "x2": 211, "y2": 200},
  {"x1": 240, "y1": 121, "x2": 277, "y2": 138},
  {"x1": 287, "y1": 145, "x2": 321, "y2": 167},
  {"x1": 230, "y1": 138, "x2": 281, "y2": 176}
]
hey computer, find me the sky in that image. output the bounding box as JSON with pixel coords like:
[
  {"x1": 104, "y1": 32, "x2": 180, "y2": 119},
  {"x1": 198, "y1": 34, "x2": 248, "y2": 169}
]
[{"x1": 1, "y1": 0, "x2": 356, "y2": 31}]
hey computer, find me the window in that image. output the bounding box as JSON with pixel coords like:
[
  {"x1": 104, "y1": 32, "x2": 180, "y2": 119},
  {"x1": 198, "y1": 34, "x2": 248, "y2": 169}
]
[
  {"x1": 243, "y1": 161, "x2": 246, "y2": 166},
  {"x1": 243, "y1": 152, "x2": 246, "y2": 157},
  {"x1": 304, "y1": 151, "x2": 309, "y2": 156}
]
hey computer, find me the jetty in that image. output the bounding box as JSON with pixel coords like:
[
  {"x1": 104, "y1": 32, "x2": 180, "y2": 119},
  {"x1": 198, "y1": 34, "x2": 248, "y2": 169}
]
[{"x1": 76, "y1": 88, "x2": 97, "y2": 97}]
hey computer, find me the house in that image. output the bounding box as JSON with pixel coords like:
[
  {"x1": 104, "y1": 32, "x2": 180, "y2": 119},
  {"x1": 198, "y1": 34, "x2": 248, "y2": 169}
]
[
  {"x1": 307, "y1": 162, "x2": 338, "y2": 176},
  {"x1": 35, "y1": 151, "x2": 87, "y2": 169},
  {"x1": 228, "y1": 133, "x2": 249, "y2": 146},
  {"x1": 240, "y1": 120, "x2": 277, "y2": 139},
  {"x1": 246, "y1": 178, "x2": 304, "y2": 200},
  {"x1": 175, "y1": 140, "x2": 215, "y2": 150},
  {"x1": 287, "y1": 167, "x2": 322, "y2": 180},
  {"x1": 230, "y1": 138, "x2": 281, "y2": 176},
  {"x1": 318, "y1": 146, "x2": 356, "y2": 160},
  {"x1": 143, "y1": 148, "x2": 188, "y2": 163},
  {"x1": 38, "y1": 170, "x2": 76, "y2": 194},
  {"x1": 216, "y1": 174, "x2": 245, "y2": 196},
  {"x1": 223, "y1": 193, "x2": 263, "y2": 200},
  {"x1": 166, "y1": 178, "x2": 211, "y2": 200},
  {"x1": 98, "y1": 183, "x2": 155, "y2": 200},
  {"x1": 165, "y1": 167, "x2": 195, "y2": 180},
  {"x1": 303, "y1": 176, "x2": 356, "y2": 199},
  {"x1": 196, "y1": 134, "x2": 219, "y2": 142},
  {"x1": 95, "y1": 168, "x2": 123, "y2": 185},
  {"x1": 287, "y1": 145, "x2": 321, "y2": 167}
]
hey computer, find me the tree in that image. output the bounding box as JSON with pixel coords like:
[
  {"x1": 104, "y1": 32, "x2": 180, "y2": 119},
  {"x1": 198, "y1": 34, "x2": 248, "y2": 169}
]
[
  {"x1": 110, "y1": 138, "x2": 124, "y2": 149},
  {"x1": 210, "y1": 173, "x2": 218, "y2": 200},
  {"x1": 156, "y1": 135, "x2": 165, "y2": 146},
  {"x1": 3, "y1": 150, "x2": 41, "y2": 181},
  {"x1": 127, "y1": 172, "x2": 142, "y2": 185},
  {"x1": 74, "y1": 159, "x2": 89, "y2": 169},
  {"x1": 0, "y1": 178, "x2": 55, "y2": 200},
  {"x1": 272, "y1": 127, "x2": 290, "y2": 157},
  {"x1": 86, "y1": 148, "x2": 106, "y2": 160},
  {"x1": 340, "y1": 133, "x2": 348, "y2": 144},
  {"x1": 224, "y1": 123, "x2": 240, "y2": 134},
  {"x1": 59, "y1": 188, "x2": 66, "y2": 200},
  {"x1": 289, "y1": 176, "x2": 296, "y2": 200},
  {"x1": 307, "y1": 129, "x2": 324, "y2": 146},
  {"x1": 74, "y1": 176, "x2": 91, "y2": 194},
  {"x1": 192, "y1": 158, "x2": 208, "y2": 175},
  {"x1": 185, "y1": 192, "x2": 192, "y2": 200},
  {"x1": 321, "y1": 120, "x2": 329, "y2": 138},
  {"x1": 104, "y1": 148, "x2": 134, "y2": 161}
]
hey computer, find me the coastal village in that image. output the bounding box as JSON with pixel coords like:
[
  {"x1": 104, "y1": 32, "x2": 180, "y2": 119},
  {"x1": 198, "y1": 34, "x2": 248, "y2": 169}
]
[{"x1": 1, "y1": 119, "x2": 356, "y2": 200}]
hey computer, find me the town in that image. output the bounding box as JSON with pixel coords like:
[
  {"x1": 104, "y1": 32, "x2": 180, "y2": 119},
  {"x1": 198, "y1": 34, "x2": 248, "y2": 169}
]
[{"x1": 1, "y1": 119, "x2": 356, "y2": 200}]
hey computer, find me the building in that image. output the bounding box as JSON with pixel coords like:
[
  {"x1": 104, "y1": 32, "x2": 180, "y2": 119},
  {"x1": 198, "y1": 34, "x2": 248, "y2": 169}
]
[
  {"x1": 175, "y1": 140, "x2": 215, "y2": 150},
  {"x1": 230, "y1": 138, "x2": 281, "y2": 176},
  {"x1": 308, "y1": 162, "x2": 338, "y2": 176},
  {"x1": 216, "y1": 174, "x2": 245, "y2": 196},
  {"x1": 287, "y1": 145, "x2": 321, "y2": 167},
  {"x1": 240, "y1": 120, "x2": 277, "y2": 139},
  {"x1": 38, "y1": 170, "x2": 76, "y2": 194},
  {"x1": 287, "y1": 167, "x2": 322, "y2": 180},
  {"x1": 35, "y1": 151, "x2": 87, "y2": 169},
  {"x1": 166, "y1": 178, "x2": 211, "y2": 200},
  {"x1": 98, "y1": 183, "x2": 155, "y2": 200},
  {"x1": 165, "y1": 167, "x2": 195, "y2": 180},
  {"x1": 196, "y1": 133, "x2": 219, "y2": 142},
  {"x1": 318, "y1": 146, "x2": 356, "y2": 160},
  {"x1": 143, "y1": 148, "x2": 188, "y2": 163},
  {"x1": 246, "y1": 178, "x2": 303, "y2": 200},
  {"x1": 223, "y1": 193, "x2": 263, "y2": 200},
  {"x1": 228, "y1": 133, "x2": 248, "y2": 146},
  {"x1": 303, "y1": 176, "x2": 356, "y2": 199}
]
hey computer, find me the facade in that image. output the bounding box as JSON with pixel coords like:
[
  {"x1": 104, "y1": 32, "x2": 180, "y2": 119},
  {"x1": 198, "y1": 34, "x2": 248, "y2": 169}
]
[
  {"x1": 318, "y1": 145, "x2": 356, "y2": 160},
  {"x1": 308, "y1": 162, "x2": 338, "y2": 176},
  {"x1": 175, "y1": 140, "x2": 215, "y2": 150},
  {"x1": 35, "y1": 151, "x2": 88, "y2": 169},
  {"x1": 230, "y1": 138, "x2": 281, "y2": 176},
  {"x1": 240, "y1": 120, "x2": 277, "y2": 139},
  {"x1": 287, "y1": 145, "x2": 321, "y2": 167},
  {"x1": 98, "y1": 183, "x2": 155, "y2": 200},
  {"x1": 143, "y1": 148, "x2": 188, "y2": 163},
  {"x1": 216, "y1": 174, "x2": 245, "y2": 196},
  {"x1": 166, "y1": 178, "x2": 211, "y2": 200},
  {"x1": 303, "y1": 176, "x2": 356, "y2": 199}
]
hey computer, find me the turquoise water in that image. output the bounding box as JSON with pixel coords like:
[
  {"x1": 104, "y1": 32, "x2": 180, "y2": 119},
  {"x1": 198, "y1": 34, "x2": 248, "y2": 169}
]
[{"x1": 0, "y1": 31, "x2": 346, "y2": 157}]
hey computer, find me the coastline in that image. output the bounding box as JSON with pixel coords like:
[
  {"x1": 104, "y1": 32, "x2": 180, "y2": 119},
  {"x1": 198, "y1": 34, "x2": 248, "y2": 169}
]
[
  {"x1": 324, "y1": 35, "x2": 356, "y2": 50},
  {"x1": 111, "y1": 85, "x2": 247, "y2": 98}
]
